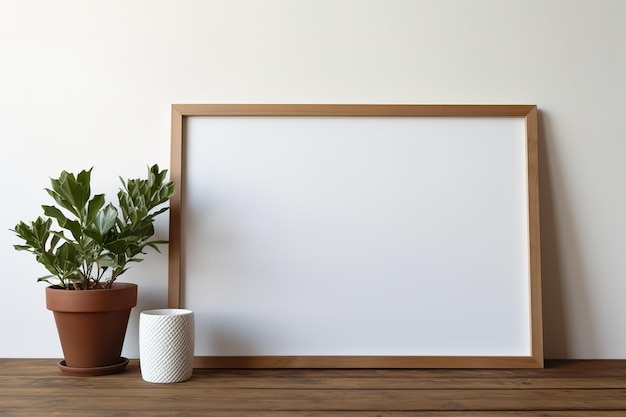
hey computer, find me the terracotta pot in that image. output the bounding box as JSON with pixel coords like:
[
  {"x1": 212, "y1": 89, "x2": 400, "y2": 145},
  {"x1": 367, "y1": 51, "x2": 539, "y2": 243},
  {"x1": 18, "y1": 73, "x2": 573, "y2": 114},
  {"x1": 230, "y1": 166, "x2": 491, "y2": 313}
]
[{"x1": 46, "y1": 282, "x2": 138, "y2": 376}]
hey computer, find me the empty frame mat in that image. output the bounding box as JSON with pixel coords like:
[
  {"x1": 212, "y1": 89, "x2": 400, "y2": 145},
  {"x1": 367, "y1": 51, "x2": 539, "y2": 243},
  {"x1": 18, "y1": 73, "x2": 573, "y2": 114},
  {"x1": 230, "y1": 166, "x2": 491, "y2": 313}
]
[{"x1": 169, "y1": 104, "x2": 543, "y2": 368}]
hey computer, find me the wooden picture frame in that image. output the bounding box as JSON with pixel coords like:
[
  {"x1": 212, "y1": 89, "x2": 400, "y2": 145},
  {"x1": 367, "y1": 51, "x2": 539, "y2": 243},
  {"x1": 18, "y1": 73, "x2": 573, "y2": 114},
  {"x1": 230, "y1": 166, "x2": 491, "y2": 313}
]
[{"x1": 169, "y1": 104, "x2": 543, "y2": 368}]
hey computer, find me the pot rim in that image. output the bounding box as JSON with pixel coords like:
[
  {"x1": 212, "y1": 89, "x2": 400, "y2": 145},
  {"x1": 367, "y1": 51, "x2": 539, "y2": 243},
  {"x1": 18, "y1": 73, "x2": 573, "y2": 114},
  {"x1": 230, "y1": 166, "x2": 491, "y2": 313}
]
[
  {"x1": 141, "y1": 308, "x2": 193, "y2": 317},
  {"x1": 46, "y1": 282, "x2": 138, "y2": 313}
]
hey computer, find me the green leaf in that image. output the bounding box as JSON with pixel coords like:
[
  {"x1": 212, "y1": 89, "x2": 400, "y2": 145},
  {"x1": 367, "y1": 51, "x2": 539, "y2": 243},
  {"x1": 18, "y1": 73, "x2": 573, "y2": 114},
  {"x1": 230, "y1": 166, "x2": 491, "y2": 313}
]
[
  {"x1": 86, "y1": 194, "x2": 105, "y2": 226},
  {"x1": 50, "y1": 230, "x2": 70, "y2": 243},
  {"x1": 49, "y1": 234, "x2": 61, "y2": 252},
  {"x1": 97, "y1": 254, "x2": 120, "y2": 269},
  {"x1": 54, "y1": 242, "x2": 71, "y2": 262},
  {"x1": 72, "y1": 169, "x2": 92, "y2": 212},
  {"x1": 36, "y1": 275, "x2": 57, "y2": 285},
  {"x1": 41, "y1": 205, "x2": 67, "y2": 223},
  {"x1": 14, "y1": 164, "x2": 174, "y2": 288},
  {"x1": 83, "y1": 228, "x2": 103, "y2": 245},
  {"x1": 46, "y1": 168, "x2": 92, "y2": 220},
  {"x1": 42, "y1": 205, "x2": 82, "y2": 240},
  {"x1": 144, "y1": 241, "x2": 166, "y2": 253},
  {"x1": 46, "y1": 184, "x2": 78, "y2": 217},
  {"x1": 37, "y1": 251, "x2": 61, "y2": 275},
  {"x1": 103, "y1": 238, "x2": 129, "y2": 253},
  {"x1": 12, "y1": 217, "x2": 52, "y2": 253},
  {"x1": 94, "y1": 204, "x2": 118, "y2": 236}
]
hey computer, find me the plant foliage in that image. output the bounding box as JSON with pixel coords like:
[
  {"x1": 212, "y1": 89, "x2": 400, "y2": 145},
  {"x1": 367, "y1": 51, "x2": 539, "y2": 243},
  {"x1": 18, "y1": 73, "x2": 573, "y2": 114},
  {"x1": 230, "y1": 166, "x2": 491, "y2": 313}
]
[{"x1": 12, "y1": 165, "x2": 175, "y2": 290}]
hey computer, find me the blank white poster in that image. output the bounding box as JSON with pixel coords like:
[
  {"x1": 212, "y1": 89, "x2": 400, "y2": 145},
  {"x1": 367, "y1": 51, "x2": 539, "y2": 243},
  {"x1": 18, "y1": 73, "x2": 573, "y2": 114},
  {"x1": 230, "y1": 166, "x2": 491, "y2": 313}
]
[{"x1": 182, "y1": 115, "x2": 530, "y2": 357}]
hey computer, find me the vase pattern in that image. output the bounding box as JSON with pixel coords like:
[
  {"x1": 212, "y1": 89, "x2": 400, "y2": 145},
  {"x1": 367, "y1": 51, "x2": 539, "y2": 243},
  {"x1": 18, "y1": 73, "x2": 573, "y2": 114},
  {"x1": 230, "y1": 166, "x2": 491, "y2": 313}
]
[{"x1": 139, "y1": 309, "x2": 194, "y2": 383}]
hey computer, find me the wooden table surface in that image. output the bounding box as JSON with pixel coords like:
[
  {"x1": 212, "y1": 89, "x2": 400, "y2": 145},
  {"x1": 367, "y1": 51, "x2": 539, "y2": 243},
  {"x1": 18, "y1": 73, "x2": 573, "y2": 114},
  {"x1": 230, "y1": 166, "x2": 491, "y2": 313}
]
[{"x1": 2, "y1": 359, "x2": 626, "y2": 416}]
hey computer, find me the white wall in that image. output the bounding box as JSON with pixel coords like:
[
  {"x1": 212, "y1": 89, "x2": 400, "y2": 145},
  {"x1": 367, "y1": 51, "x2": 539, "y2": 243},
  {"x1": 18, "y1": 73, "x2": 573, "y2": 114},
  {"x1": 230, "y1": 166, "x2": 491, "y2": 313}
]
[{"x1": 0, "y1": 0, "x2": 624, "y2": 360}]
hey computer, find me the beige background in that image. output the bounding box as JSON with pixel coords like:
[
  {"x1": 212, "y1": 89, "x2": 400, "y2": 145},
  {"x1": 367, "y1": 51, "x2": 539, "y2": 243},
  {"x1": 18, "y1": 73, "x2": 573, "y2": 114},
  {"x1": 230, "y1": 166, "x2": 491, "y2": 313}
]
[{"x1": 1, "y1": 0, "x2": 624, "y2": 359}]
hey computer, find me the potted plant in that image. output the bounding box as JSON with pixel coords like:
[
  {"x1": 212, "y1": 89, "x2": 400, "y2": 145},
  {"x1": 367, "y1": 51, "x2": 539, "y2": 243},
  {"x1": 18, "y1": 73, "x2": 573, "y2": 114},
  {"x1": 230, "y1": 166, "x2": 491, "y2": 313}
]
[{"x1": 11, "y1": 164, "x2": 175, "y2": 376}]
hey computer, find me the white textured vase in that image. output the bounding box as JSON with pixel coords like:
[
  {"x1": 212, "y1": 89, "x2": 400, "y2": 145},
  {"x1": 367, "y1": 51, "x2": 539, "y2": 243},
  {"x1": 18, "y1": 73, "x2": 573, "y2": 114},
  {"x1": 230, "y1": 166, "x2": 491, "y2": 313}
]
[{"x1": 139, "y1": 309, "x2": 194, "y2": 383}]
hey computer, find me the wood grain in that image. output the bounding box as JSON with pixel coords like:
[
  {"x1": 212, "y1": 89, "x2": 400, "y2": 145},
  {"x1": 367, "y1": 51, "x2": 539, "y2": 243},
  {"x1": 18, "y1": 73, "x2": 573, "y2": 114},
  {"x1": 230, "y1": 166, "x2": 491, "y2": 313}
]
[{"x1": 1, "y1": 359, "x2": 626, "y2": 416}]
